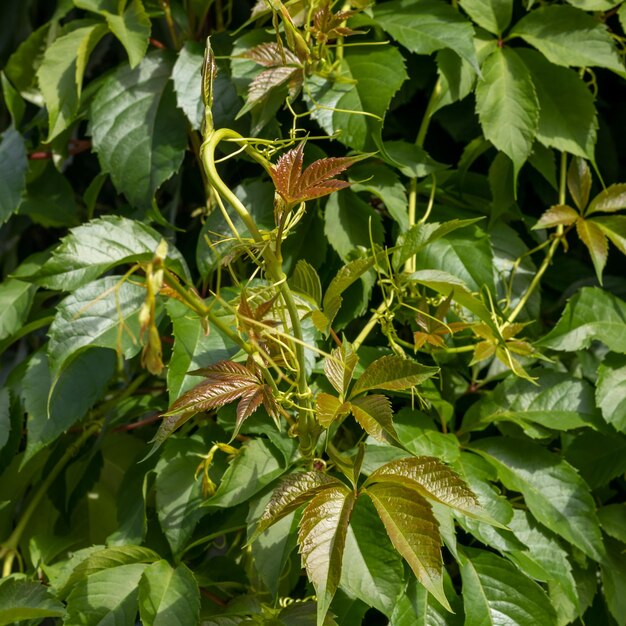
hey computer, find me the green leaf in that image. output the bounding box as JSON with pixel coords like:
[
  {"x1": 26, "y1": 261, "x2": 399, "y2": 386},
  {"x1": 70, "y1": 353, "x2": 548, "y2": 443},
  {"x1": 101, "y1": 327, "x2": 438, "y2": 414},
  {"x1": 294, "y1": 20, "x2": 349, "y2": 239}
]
[
  {"x1": 22, "y1": 349, "x2": 115, "y2": 463},
  {"x1": 365, "y1": 482, "x2": 450, "y2": 611},
  {"x1": 253, "y1": 470, "x2": 341, "y2": 539},
  {"x1": 1, "y1": 71, "x2": 25, "y2": 127},
  {"x1": 104, "y1": 0, "x2": 151, "y2": 68},
  {"x1": 0, "y1": 126, "x2": 27, "y2": 225},
  {"x1": 383, "y1": 140, "x2": 448, "y2": 179},
  {"x1": 366, "y1": 456, "x2": 484, "y2": 521},
  {"x1": 460, "y1": 548, "x2": 557, "y2": 626},
  {"x1": 462, "y1": 369, "x2": 601, "y2": 434},
  {"x1": 593, "y1": 215, "x2": 626, "y2": 255},
  {"x1": 568, "y1": 157, "x2": 592, "y2": 211},
  {"x1": 90, "y1": 51, "x2": 188, "y2": 208},
  {"x1": 339, "y1": 496, "x2": 404, "y2": 617},
  {"x1": 209, "y1": 438, "x2": 296, "y2": 508},
  {"x1": 475, "y1": 47, "x2": 539, "y2": 175},
  {"x1": 155, "y1": 436, "x2": 208, "y2": 556},
  {"x1": 0, "y1": 278, "x2": 36, "y2": 341},
  {"x1": 577, "y1": 218, "x2": 608, "y2": 283},
  {"x1": 517, "y1": 49, "x2": 597, "y2": 160},
  {"x1": 350, "y1": 394, "x2": 397, "y2": 443},
  {"x1": 166, "y1": 300, "x2": 239, "y2": 403},
  {"x1": 412, "y1": 226, "x2": 495, "y2": 293},
  {"x1": 472, "y1": 437, "x2": 605, "y2": 561},
  {"x1": 587, "y1": 183, "x2": 626, "y2": 215},
  {"x1": 305, "y1": 47, "x2": 407, "y2": 151},
  {"x1": 373, "y1": 0, "x2": 479, "y2": 71},
  {"x1": 48, "y1": 276, "x2": 152, "y2": 374},
  {"x1": 534, "y1": 204, "x2": 579, "y2": 230},
  {"x1": 601, "y1": 538, "x2": 626, "y2": 626},
  {"x1": 0, "y1": 389, "x2": 9, "y2": 452},
  {"x1": 351, "y1": 355, "x2": 438, "y2": 397},
  {"x1": 511, "y1": 5, "x2": 625, "y2": 75},
  {"x1": 349, "y1": 161, "x2": 409, "y2": 231},
  {"x1": 37, "y1": 22, "x2": 108, "y2": 141},
  {"x1": 289, "y1": 260, "x2": 323, "y2": 306},
  {"x1": 539, "y1": 287, "x2": 626, "y2": 353},
  {"x1": 324, "y1": 343, "x2": 359, "y2": 398},
  {"x1": 460, "y1": 0, "x2": 513, "y2": 35},
  {"x1": 33, "y1": 215, "x2": 190, "y2": 290},
  {"x1": 564, "y1": 430, "x2": 626, "y2": 488},
  {"x1": 65, "y1": 563, "x2": 147, "y2": 625},
  {"x1": 298, "y1": 484, "x2": 356, "y2": 626},
  {"x1": 598, "y1": 504, "x2": 626, "y2": 544},
  {"x1": 434, "y1": 48, "x2": 477, "y2": 114},
  {"x1": 0, "y1": 578, "x2": 65, "y2": 625},
  {"x1": 316, "y1": 393, "x2": 351, "y2": 428},
  {"x1": 324, "y1": 190, "x2": 384, "y2": 262},
  {"x1": 138, "y1": 561, "x2": 200, "y2": 626}
]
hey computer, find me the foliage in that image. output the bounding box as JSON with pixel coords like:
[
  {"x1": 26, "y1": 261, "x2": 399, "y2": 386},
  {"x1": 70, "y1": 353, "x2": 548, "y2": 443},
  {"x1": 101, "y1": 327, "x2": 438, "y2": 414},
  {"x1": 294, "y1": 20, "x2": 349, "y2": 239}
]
[{"x1": 1, "y1": 0, "x2": 626, "y2": 624}]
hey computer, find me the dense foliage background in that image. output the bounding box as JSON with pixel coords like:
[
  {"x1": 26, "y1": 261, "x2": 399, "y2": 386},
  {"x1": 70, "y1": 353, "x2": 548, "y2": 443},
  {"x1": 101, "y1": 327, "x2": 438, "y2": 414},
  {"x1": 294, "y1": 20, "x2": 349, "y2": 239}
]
[{"x1": 1, "y1": 0, "x2": 626, "y2": 624}]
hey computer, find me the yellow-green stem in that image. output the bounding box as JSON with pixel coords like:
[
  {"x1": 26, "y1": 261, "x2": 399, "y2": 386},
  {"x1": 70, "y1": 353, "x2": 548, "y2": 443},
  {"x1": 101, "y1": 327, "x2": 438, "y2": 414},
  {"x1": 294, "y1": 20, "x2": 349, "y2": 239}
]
[{"x1": 352, "y1": 295, "x2": 394, "y2": 351}]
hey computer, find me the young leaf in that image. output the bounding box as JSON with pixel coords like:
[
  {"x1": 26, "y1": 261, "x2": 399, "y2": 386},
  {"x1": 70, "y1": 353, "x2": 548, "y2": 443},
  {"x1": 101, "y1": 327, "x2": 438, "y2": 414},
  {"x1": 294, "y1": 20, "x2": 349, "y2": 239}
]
[
  {"x1": 269, "y1": 142, "x2": 358, "y2": 205},
  {"x1": 511, "y1": 5, "x2": 626, "y2": 76},
  {"x1": 594, "y1": 215, "x2": 626, "y2": 255},
  {"x1": 365, "y1": 457, "x2": 485, "y2": 522},
  {"x1": 533, "y1": 204, "x2": 579, "y2": 230},
  {"x1": 289, "y1": 259, "x2": 322, "y2": 306},
  {"x1": 254, "y1": 470, "x2": 342, "y2": 539},
  {"x1": 576, "y1": 218, "x2": 608, "y2": 283},
  {"x1": 324, "y1": 343, "x2": 359, "y2": 397},
  {"x1": 316, "y1": 392, "x2": 351, "y2": 428},
  {"x1": 350, "y1": 355, "x2": 438, "y2": 397},
  {"x1": 298, "y1": 485, "x2": 357, "y2": 626},
  {"x1": 568, "y1": 157, "x2": 592, "y2": 210},
  {"x1": 475, "y1": 47, "x2": 539, "y2": 176},
  {"x1": 586, "y1": 183, "x2": 626, "y2": 215},
  {"x1": 138, "y1": 561, "x2": 200, "y2": 626},
  {"x1": 460, "y1": 548, "x2": 557, "y2": 626},
  {"x1": 364, "y1": 482, "x2": 450, "y2": 611},
  {"x1": 350, "y1": 394, "x2": 397, "y2": 443}
]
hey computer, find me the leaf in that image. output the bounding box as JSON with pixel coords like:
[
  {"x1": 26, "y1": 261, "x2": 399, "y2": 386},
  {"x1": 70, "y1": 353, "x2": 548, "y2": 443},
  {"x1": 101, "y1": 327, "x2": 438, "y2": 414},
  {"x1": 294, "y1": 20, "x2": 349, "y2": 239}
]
[
  {"x1": 471, "y1": 437, "x2": 605, "y2": 561},
  {"x1": 587, "y1": 183, "x2": 626, "y2": 215},
  {"x1": 533, "y1": 204, "x2": 579, "y2": 229},
  {"x1": 32, "y1": 215, "x2": 189, "y2": 291},
  {"x1": 539, "y1": 287, "x2": 626, "y2": 353},
  {"x1": 0, "y1": 126, "x2": 27, "y2": 225},
  {"x1": 209, "y1": 438, "x2": 296, "y2": 508},
  {"x1": 373, "y1": 0, "x2": 479, "y2": 71},
  {"x1": 254, "y1": 471, "x2": 341, "y2": 540},
  {"x1": 350, "y1": 394, "x2": 397, "y2": 443},
  {"x1": 21, "y1": 349, "x2": 115, "y2": 463},
  {"x1": 601, "y1": 538, "x2": 626, "y2": 626},
  {"x1": 517, "y1": 49, "x2": 597, "y2": 160},
  {"x1": 598, "y1": 504, "x2": 626, "y2": 544},
  {"x1": 324, "y1": 343, "x2": 359, "y2": 397},
  {"x1": 339, "y1": 496, "x2": 405, "y2": 617},
  {"x1": 365, "y1": 482, "x2": 450, "y2": 611},
  {"x1": 0, "y1": 278, "x2": 36, "y2": 341},
  {"x1": 475, "y1": 47, "x2": 539, "y2": 175},
  {"x1": 269, "y1": 142, "x2": 356, "y2": 205},
  {"x1": 596, "y1": 354, "x2": 626, "y2": 433},
  {"x1": 65, "y1": 563, "x2": 147, "y2": 625},
  {"x1": 351, "y1": 355, "x2": 438, "y2": 397},
  {"x1": 460, "y1": 548, "x2": 557, "y2": 626},
  {"x1": 316, "y1": 393, "x2": 351, "y2": 428},
  {"x1": 305, "y1": 47, "x2": 407, "y2": 151},
  {"x1": 511, "y1": 5, "x2": 625, "y2": 76},
  {"x1": 365, "y1": 456, "x2": 491, "y2": 529},
  {"x1": 594, "y1": 215, "x2": 626, "y2": 255},
  {"x1": 298, "y1": 484, "x2": 356, "y2": 626},
  {"x1": 564, "y1": 430, "x2": 626, "y2": 488},
  {"x1": 568, "y1": 156, "x2": 592, "y2": 210},
  {"x1": 383, "y1": 140, "x2": 448, "y2": 179},
  {"x1": 462, "y1": 369, "x2": 601, "y2": 435},
  {"x1": 104, "y1": 0, "x2": 151, "y2": 68},
  {"x1": 289, "y1": 259, "x2": 322, "y2": 306},
  {"x1": 576, "y1": 218, "x2": 608, "y2": 283},
  {"x1": 37, "y1": 22, "x2": 108, "y2": 141},
  {"x1": 324, "y1": 189, "x2": 384, "y2": 262},
  {"x1": 90, "y1": 51, "x2": 188, "y2": 208},
  {"x1": 47, "y1": 276, "x2": 151, "y2": 374},
  {"x1": 460, "y1": 0, "x2": 513, "y2": 35},
  {"x1": 138, "y1": 561, "x2": 200, "y2": 626},
  {"x1": 0, "y1": 578, "x2": 65, "y2": 625}
]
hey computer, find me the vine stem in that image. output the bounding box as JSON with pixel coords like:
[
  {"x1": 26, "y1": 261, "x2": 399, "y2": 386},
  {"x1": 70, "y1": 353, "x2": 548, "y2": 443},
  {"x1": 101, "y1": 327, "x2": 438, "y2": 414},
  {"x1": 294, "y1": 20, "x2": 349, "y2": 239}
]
[
  {"x1": 0, "y1": 423, "x2": 101, "y2": 576},
  {"x1": 504, "y1": 153, "x2": 567, "y2": 327},
  {"x1": 200, "y1": 129, "x2": 314, "y2": 452},
  {"x1": 352, "y1": 294, "x2": 394, "y2": 351}
]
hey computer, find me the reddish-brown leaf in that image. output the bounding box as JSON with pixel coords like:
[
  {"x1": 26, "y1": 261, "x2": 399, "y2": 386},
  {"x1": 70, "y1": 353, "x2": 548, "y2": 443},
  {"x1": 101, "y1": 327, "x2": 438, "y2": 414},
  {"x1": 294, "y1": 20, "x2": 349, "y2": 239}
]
[
  {"x1": 269, "y1": 142, "x2": 358, "y2": 205},
  {"x1": 242, "y1": 42, "x2": 299, "y2": 68},
  {"x1": 235, "y1": 386, "x2": 266, "y2": 433},
  {"x1": 247, "y1": 66, "x2": 300, "y2": 108}
]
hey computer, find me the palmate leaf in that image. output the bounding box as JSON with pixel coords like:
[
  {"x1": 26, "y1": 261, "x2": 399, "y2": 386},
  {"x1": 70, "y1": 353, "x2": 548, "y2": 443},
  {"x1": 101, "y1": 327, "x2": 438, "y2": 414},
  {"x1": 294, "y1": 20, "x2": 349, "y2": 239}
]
[
  {"x1": 350, "y1": 394, "x2": 398, "y2": 444},
  {"x1": 350, "y1": 355, "x2": 438, "y2": 397},
  {"x1": 365, "y1": 457, "x2": 488, "y2": 523},
  {"x1": 364, "y1": 482, "x2": 450, "y2": 611},
  {"x1": 297, "y1": 484, "x2": 357, "y2": 626},
  {"x1": 253, "y1": 470, "x2": 343, "y2": 539},
  {"x1": 269, "y1": 142, "x2": 359, "y2": 205}
]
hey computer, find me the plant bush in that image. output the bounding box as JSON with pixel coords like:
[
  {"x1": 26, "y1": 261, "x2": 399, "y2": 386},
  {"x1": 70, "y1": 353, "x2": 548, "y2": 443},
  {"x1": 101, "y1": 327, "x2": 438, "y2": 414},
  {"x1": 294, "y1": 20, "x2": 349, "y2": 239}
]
[{"x1": 1, "y1": 0, "x2": 626, "y2": 624}]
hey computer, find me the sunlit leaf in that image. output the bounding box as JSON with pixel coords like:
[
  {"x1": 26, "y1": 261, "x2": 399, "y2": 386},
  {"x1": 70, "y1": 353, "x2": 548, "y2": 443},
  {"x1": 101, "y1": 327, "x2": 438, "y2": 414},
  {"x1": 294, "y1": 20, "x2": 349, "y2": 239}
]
[
  {"x1": 587, "y1": 183, "x2": 626, "y2": 215},
  {"x1": 350, "y1": 394, "x2": 397, "y2": 443},
  {"x1": 324, "y1": 342, "x2": 359, "y2": 397},
  {"x1": 0, "y1": 578, "x2": 65, "y2": 624},
  {"x1": 568, "y1": 157, "x2": 592, "y2": 210},
  {"x1": 576, "y1": 218, "x2": 608, "y2": 283},
  {"x1": 316, "y1": 392, "x2": 351, "y2": 428},
  {"x1": 533, "y1": 205, "x2": 579, "y2": 229}
]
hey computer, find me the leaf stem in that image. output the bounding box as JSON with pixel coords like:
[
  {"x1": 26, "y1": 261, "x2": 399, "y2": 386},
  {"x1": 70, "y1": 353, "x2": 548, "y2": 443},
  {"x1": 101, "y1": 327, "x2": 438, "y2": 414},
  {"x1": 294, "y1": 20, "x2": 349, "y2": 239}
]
[{"x1": 352, "y1": 294, "x2": 394, "y2": 351}]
